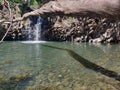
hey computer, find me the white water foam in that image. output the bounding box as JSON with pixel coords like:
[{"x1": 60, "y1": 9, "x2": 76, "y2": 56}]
[{"x1": 21, "y1": 41, "x2": 47, "y2": 44}]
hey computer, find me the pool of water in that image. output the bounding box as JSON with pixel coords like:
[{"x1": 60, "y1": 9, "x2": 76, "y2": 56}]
[{"x1": 0, "y1": 41, "x2": 120, "y2": 90}]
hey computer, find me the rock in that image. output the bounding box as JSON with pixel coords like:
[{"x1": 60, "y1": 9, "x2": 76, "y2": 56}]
[
  {"x1": 58, "y1": 74, "x2": 62, "y2": 78},
  {"x1": 88, "y1": 39, "x2": 92, "y2": 43},
  {"x1": 74, "y1": 37, "x2": 81, "y2": 43},
  {"x1": 107, "y1": 37, "x2": 113, "y2": 42},
  {"x1": 45, "y1": 16, "x2": 120, "y2": 43},
  {"x1": 88, "y1": 24, "x2": 93, "y2": 27},
  {"x1": 92, "y1": 38, "x2": 102, "y2": 43}
]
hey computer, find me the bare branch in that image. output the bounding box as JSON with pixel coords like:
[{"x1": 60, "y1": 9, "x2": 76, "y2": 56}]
[
  {"x1": 0, "y1": 0, "x2": 13, "y2": 43},
  {"x1": 4, "y1": 0, "x2": 12, "y2": 19},
  {"x1": 0, "y1": 23, "x2": 12, "y2": 43}
]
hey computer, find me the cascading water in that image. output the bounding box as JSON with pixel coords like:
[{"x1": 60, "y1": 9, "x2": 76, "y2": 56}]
[
  {"x1": 23, "y1": 16, "x2": 46, "y2": 43},
  {"x1": 34, "y1": 17, "x2": 42, "y2": 41},
  {"x1": 25, "y1": 16, "x2": 41, "y2": 41}
]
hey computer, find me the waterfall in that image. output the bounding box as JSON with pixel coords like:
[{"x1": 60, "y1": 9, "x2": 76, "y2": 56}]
[
  {"x1": 34, "y1": 17, "x2": 42, "y2": 41},
  {"x1": 27, "y1": 16, "x2": 43, "y2": 41},
  {"x1": 22, "y1": 16, "x2": 46, "y2": 43}
]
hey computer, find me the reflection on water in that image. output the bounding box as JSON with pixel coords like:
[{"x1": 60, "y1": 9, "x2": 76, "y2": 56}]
[{"x1": 0, "y1": 42, "x2": 120, "y2": 90}]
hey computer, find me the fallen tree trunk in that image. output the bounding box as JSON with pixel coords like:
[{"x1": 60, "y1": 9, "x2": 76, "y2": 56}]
[{"x1": 13, "y1": 0, "x2": 120, "y2": 22}]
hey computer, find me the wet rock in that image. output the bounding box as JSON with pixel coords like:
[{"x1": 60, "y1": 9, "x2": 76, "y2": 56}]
[
  {"x1": 10, "y1": 73, "x2": 31, "y2": 82},
  {"x1": 107, "y1": 37, "x2": 113, "y2": 43},
  {"x1": 92, "y1": 38, "x2": 102, "y2": 43},
  {"x1": 58, "y1": 75, "x2": 63, "y2": 78},
  {"x1": 74, "y1": 37, "x2": 81, "y2": 43}
]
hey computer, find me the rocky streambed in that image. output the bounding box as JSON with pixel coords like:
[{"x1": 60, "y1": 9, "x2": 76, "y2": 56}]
[{"x1": 0, "y1": 42, "x2": 120, "y2": 90}]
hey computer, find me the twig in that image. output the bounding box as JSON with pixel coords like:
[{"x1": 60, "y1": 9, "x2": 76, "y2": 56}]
[
  {"x1": 4, "y1": 0, "x2": 12, "y2": 19},
  {"x1": 0, "y1": 23, "x2": 12, "y2": 43},
  {"x1": 0, "y1": 0, "x2": 12, "y2": 43}
]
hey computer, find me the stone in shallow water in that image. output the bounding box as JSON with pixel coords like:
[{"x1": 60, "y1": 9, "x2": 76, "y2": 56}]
[{"x1": 58, "y1": 75, "x2": 62, "y2": 78}]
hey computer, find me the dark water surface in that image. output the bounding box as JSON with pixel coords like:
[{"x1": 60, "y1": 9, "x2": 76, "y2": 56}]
[{"x1": 0, "y1": 41, "x2": 120, "y2": 90}]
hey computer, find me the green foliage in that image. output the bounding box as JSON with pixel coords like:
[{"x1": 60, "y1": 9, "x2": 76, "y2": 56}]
[
  {"x1": 10, "y1": 0, "x2": 23, "y2": 3},
  {"x1": 0, "y1": 0, "x2": 52, "y2": 7},
  {"x1": 0, "y1": 0, "x2": 52, "y2": 17},
  {"x1": 36, "y1": 0, "x2": 52, "y2": 6},
  {"x1": 0, "y1": 0, "x2": 2, "y2": 5},
  {"x1": 30, "y1": 0, "x2": 39, "y2": 7}
]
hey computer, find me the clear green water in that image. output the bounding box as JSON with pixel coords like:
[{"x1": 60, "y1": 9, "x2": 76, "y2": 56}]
[{"x1": 0, "y1": 41, "x2": 120, "y2": 90}]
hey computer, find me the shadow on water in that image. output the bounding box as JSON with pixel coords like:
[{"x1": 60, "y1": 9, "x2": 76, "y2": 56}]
[{"x1": 42, "y1": 45, "x2": 120, "y2": 82}]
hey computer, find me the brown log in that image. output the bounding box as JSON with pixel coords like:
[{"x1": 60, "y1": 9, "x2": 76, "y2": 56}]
[{"x1": 14, "y1": 0, "x2": 120, "y2": 22}]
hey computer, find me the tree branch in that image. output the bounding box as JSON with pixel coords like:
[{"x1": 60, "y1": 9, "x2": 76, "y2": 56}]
[
  {"x1": 4, "y1": 0, "x2": 12, "y2": 19},
  {"x1": 0, "y1": 0, "x2": 13, "y2": 43}
]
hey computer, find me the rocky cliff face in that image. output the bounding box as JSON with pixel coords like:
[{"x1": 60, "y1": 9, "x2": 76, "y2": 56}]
[
  {"x1": 1, "y1": 15, "x2": 120, "y2": 43},
  {"x1": 0, "y1": 13, "x2": 120, "y2": 43},
  {"x1": 44, "y1": 16, "x2": 120, "y2": 43}
]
